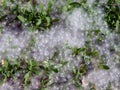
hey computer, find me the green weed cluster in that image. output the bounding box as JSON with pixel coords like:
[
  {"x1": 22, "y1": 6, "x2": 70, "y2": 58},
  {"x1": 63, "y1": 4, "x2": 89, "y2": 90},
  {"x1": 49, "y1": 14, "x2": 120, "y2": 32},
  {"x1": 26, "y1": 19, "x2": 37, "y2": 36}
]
[
  {"x1": 0, "y1": 0, "x2": 58, "y2": 31},
  {"x1": 0, "y1": 55, "x2": 67, "y2": 89},
  {"x1": 104, "y1": 0, "x2": 120, "y2": 32}
]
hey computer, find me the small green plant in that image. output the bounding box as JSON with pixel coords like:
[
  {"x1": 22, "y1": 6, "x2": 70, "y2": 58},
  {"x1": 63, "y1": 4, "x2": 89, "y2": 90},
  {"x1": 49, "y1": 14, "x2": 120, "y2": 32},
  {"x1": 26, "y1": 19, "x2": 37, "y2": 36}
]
[
  {"x1": 86, "y1": 29, "x2": 106, "y2": 45},
  {"x1": 74, "y1": 81, "x2": 83, "y2": 89},
  {"x1": 0, "y1": 59, "x2": 13, "y2": 83},
  {"x1": 0, "y1": 58, "x2": 38, "y2": 85},
  {"x1": 72, "y1": 47, "x2": 86, "y2": 57},
  {"x1": 89, "y1": 83, "x2": 96, "y2": 90},
  {"x1": 62, "y1": 0, "x2": 87, "y2": 12},
  {"x1": 40, "y1": 77, "x2": 50, "y2": 90},
  {"x1": 98, "y1": 62, "x2": 110, "y2": 70},
  {"x1": 0, "y1": 0, "x2": 59, "y2": 31},
  {"x1": 0, "y1": 49, "x2": 68, "y2": 89},
  {"x1": 73, "y1": 66, "x2": 87, "y2": 81},
  {"x1": 71, "y1": 45, "x2": 99, "y2": 58},
  {"x1": 28, "y1": 36, "x2": 36, "y2": 47},
  {"x1": 106, "y1": 82, "x2": 112, "y2": 90},
  {"x1": 104, "y1": 0, "x2": 120, "y2": 31},
  {"x1": 72, "y1": 64, "x2": 87, "y2": 89}
]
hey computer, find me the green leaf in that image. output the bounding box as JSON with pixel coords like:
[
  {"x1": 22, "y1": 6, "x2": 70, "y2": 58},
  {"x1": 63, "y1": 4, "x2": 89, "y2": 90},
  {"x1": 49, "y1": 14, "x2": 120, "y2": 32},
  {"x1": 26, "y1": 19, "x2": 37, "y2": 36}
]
[
  {"x1": 74, "y1": 81, "x2": 83, "y2": 88},
  {"x1": 116, "y1": 0, "x2": 120, "y2": 4},
  {"x1": 52, "y1": 68, "x2": 58, "y2": 73},
  {"x1": 40, "y1": 27, "x2": 46, "y2": 30},
  {"x1": 17, "y1": 15, "x2": 26, "y2": 23},
  {"x1": 52, "y1": 18, "x2": 59, "y2": 22},
  {"x1": 0, "y1": 67, "x2": 2, "y2": 72},
  {"x1": 80, "y1": 65, "x2": 86, "y2": 75},
  {"x1": 69, "y1": 2, "x2": 81, "y2": 7},
  {"x1": 116, "y1": 20, "x2": 120, "y2": 33},
  {"x1": 24, "y1": 72, "x2": 30, "y2": 85},
  {"x1": 99, "y1": 64, "x2": 110, "y2": 70},
  {"x1": 91, "y1": 50, "x2": 99, "y2": 57},
  {"x1": 72, "y1": 47, "x2": 85, "y2": 56},
  {"x1": 39, "y1": 3, "x2": 44, "y2": 13},
  {"x1": 41, "y1": 78, "x2": 50, "y2": 88},
  {"x1": 1, "y1": 0, "x2": 6, "y2": 9},
  {"x1": 46, "y1": 17, "x2": 51, "y2": 26},
  {"x1": 66, "y1": 0, "x2": 71, "y2": 5},
  {"x1": 42, "y1": 11, "x2": 47, "y2": 16},
  {"x1": 36, "y1": 19, "x2": 41, "y2": 26},
  {"x1": 46, "y1": 0, "x2": 54, "y2": 13},
  {"x1": 6, "y1": 71, "x2": 12, "y2": 77},
  {"x1": 92, "y1": 29, "x2": 101, "y2": 35},
  {"x1": 73, "y1": 68, "x2": 77, "y2": 74},
  {"x1": 74, "y1": 69, "x2": 80, "y2": 81},
  {"x1": 4, "y1": 59, "x2": 9, "y2": 68},
  {"x1": 29, "y1": 36, "x2": 36, "y2": 47},
  {"x1": 62, "y1": 6, "x2": 68, "y2": 12},
  {"x1": 24, "y1": 86, "x2": 29, "y2": 90},
  {"x1": 54, "y1": 64, "x2": 63, "y2": 68}
]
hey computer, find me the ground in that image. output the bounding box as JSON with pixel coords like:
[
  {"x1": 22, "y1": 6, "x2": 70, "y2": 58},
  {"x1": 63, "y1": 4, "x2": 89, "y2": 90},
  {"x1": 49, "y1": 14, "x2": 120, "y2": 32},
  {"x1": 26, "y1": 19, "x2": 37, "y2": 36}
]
[{"x1": 0, "y1": 0, "x2": 120, "y2": 90}]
